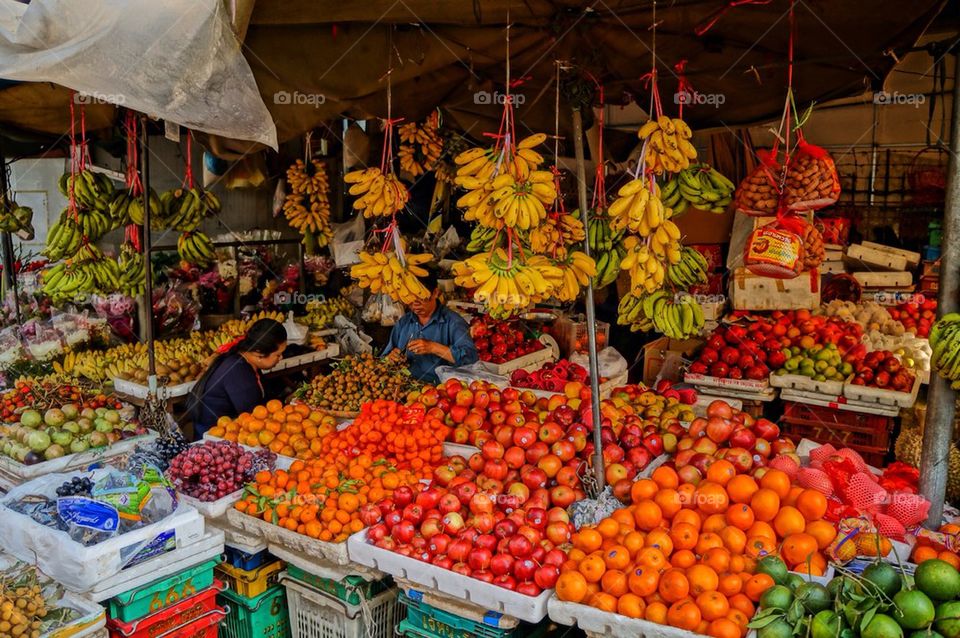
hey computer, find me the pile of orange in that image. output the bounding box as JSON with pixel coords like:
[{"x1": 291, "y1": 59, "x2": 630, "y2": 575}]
[
  {"x1": 234, "y1": 456, "x2": 423, "y2": 542},
  {"x1": 911, "y1": 523, "x2": 960, "y2": 568},
  {"x1": 207, "y1": 400, "x2": 337, "y2": 459},
  {"x1": 555, "y1": 463, "x2": 837, "y2": 638}
]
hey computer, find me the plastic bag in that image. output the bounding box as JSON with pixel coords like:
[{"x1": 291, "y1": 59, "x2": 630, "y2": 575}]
[
  {"x1": 0, "y1": 325, "x2": 24, "y2": 369},
  {"x1": 571, "y1": 347, "x2": 628, "y2": 379},
  {"x1": 283, "y1": 311, "x2": 308, "y2": 345},
  {"x1": 332, "y1": 215, "x2": 365, "y2": 267},
  {"x1": 436, "y1": 362, "x2": 509, "y2": 387},
  {"x1": 744, "y1": 224, "x2": 805, "y2": 278},
  {"x1": 361, "y1": 294, "x2": 404, "y2": 326},
  {"x1": 436, "y1": 225, "x2": 461, "y2": 258},
  {"x1": 734, "y1": 149, "x2": 782, "y2": 216},
  {"x1": 784, "y1": 138, "x2": 841, "y2": 210},
  {"x1": 21, "y1": 319, "x2": 64, "y2": 361},
  {"x1": 333, "y1": 315, "x2": 373, "y2": 355}
]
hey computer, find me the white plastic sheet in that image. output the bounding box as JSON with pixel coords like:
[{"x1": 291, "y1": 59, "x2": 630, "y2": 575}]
[{"x1": 0, "y1": 0, "x2": 277, "y2": 148}]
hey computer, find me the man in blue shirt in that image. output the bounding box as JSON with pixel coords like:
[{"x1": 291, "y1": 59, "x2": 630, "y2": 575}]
[{"x1": 382, "y1": 268, "x2": 479, "y2": 383}]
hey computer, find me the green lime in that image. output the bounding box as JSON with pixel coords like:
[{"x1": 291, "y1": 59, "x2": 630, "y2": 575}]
[
  {"x1": 761, "y1": 585, "x2": 794, "y2": 611},
  {"x1": 934, "y1": 601, "x2": 960, "y2": 638},
  {"x1": 894, "y1": 590, "x2": 936, "y2": 630},
  {"x1": 916, "y1": 560, "x2": 960, "y2": 601},
  {"x1": 758, "y1": 619, "x2": 795, "y2": 638},
  {"x1": 786, "y1": 573, "x2": 805, "y2": 591},
  {"x1": 863, "y1": 614, "x2": 906, "y2": 638},
  {"x1": 796, "y1": 581, "x2": 832, "y2": 614},
  {"x1": 910, "y1": 630, "x2": 945, "y2": 638},
  {"x1": 757, "y1": 555, "x2": 790, "y2": 585},
  {"x1": 864, "y1": 562, "x2": 904, "y2": 598},
  {"x1": 811, "y1": 610, "x2": 845, "y2": 638}
]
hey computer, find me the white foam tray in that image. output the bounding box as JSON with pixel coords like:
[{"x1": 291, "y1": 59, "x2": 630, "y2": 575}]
[
  {"x1": 442, "y1": 442, "x2": 479, "y2": 459},
  {"x1": 268, "y1": 543, "x2": 384, "y2": 582},
  {"x1": 268, "y1": 344, "x2": 339, "y2": 373},
  {"x1": 478, "y1": 344, "x2": 556, "y2": 376},
  {"x1": 226, "y1": 508, "x2": 350, "y2": 565},
  {"x1": 0, "y1": 433, "x2": 156, "y2": 487},
  {"x1": 177, "y1": 489, "x2": 244, "y2": 520},
  {"x1": 842, "y1": 373, "x2": 921, "y2": 408},
  {"x1": 780, "y1": 390, "x2": 900, "y2": 416},
  {"x1": 207, "y1": 520, "x2": 267, "y2": 554},
  {"x1": 87, "y1": 528, "x2": 225, "y2": 602},
  {"x1": 769, "y1": 373, "x2": 844, "y2": 396},
  {"x1": 683, "y1": 373, "x2": 769, "y2": 392},
  {"x1": 347, "y1": 528, "x2": 551, "y2": 623},
  {"x1": 112, "y1": 378, "x2": 196, "y2": 400},
  {"x1": 691, "y1": 395, "x2": 743, "y2": 415},
  {"x1": 47, "y1": 591, "x2": 106, "y2": 638}
]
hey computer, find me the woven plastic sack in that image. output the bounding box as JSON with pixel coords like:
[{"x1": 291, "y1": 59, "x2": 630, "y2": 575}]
[
  {"x1": 797, "y1": 467, "x2": 834, "y2": 496},
  {"x1": 887, "y1": 493, "x2": 931, "y2": 527},
  {"x1": 734, "y1": 149, "x2": 782, "y2": 216},
  {"x1": 809, "y1": 444, "x2": 838, "y2": 467},
  {"x1": 845, "y1": 472, "x2": 888, "y2": 513},
  {"x1": 784, "y1": 138, "x2": 841, "y2": 211},
  {"x1": 744, "y1": 225, "x2": 804, "y2": 279},
  {"x1": 835, "y1": 448, "x2": 868, "y2": 472},
  {"x1": 768, "y1": 455, "x2": 800, "y2": 480},
  {"x1": 874, "y1": 513, "x2": 907, "y2": 542}
]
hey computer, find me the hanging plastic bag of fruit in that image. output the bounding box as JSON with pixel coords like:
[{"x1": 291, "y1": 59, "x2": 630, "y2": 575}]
[
  {"x1": 743, "y1": 213, "x2": 806, "y2": 278},
  {"x1": 734, "y1": 149, "x2": 782, "y2": 217},
  {"x1": 784, "y1": 135, "x2": 841, "y2": 210}
]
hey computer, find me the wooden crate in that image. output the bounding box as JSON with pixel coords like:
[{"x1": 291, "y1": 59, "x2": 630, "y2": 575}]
[{"x1": 730, "y1": 268, "x2": 820, "y2": 311}]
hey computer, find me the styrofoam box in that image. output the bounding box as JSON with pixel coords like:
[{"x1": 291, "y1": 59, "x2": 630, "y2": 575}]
[
  {"x1": 692, "y1": 394, "x2": 743, "y2": 415},
  {"x1": 48, "y1": 591, "x2": 106, "y2": 638},
  {"x1": 178, "y1": 489, "x2": 244, "y2": 520},
  {"x1": 683, "y1": 373, "x2": 769, "y2": 392},
  {"x1": 0, "y1": 433, "x2": 157, "y2": 487},
  {"x1": 268, "y1": 345, "x2": 339, "y2": 373},
  {"x1": 347, "y1": 528, "x2": 551, "y2": 623},
  {"x1": 268, "y1": 543, "x2": 384, "y2": 582},
  {"x1": 842, "y1": 373, "x2": 921, "y2": 408},
  {"x1": 780, "y1": 389, "x2": 900, "y2": 416},
  {"x1": 477, "y1": 343, "x2": 556, "y2": 376},
  {"x1": 549, "y1": 597, "x2": 756, "y2": 638},
  {"x1": 87, "y1": 529, "x2": 224, "y2": 602},
  {"x1": 207, "y1": 520, "x2": 267, "y2": 555},
  {"x1": 0, "y1": 481, "x2": 206, "y2": 593},
  {"x1": 226, "y1": 508, "x2": 350, "y2": 565},
  {"x1": 769, "y1": 373, "x2": 844, "y2": 396},
  {"x1": 112, "y1": 377, "x2": 196, "y2": 400}
]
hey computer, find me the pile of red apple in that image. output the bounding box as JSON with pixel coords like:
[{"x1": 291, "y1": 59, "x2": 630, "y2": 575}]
[
  {"x1": 470, "y1": 317, "x2": 545, "y2": 364},
  {"x1": 889, "y1": 298, "x2": 937, "y2": 338},
  {"x1": 509, "y1": 360, "x2": 588, "y2": 393},
  {"x1": 663, "y1": 399, "x2": 796, "y2": 485},
  {"x1": 849, "y1": 350, "x2": 915, "y2": 391}
]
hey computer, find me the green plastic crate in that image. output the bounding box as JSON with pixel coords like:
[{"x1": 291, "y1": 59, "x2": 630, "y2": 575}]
[
  {"x1": 399, "y1": 592, "x2": 531, "y2": 638},
  {"x1": 109, "y1": 558, "x2": 220, "y2": 623},
  {"x1": 284, "y1": 566, "x2": 391, "y2": 606},
  {"x1": 219, "y1": 585, "x2": 290, "y2": 638}
]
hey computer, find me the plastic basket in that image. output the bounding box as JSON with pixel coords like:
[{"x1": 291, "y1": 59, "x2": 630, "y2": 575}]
[
  {"x1": 218, "y1": 586, "x2": 289, "y2": 638},
  {"x1": 109, "y1": 560, "x2": 221, "y2": 623},
  {"x1": 108, "y1": 583, "x2": 223, "y2": 638},
  {"x1": 399, "y1": 592, "x2": 523, "y2": 638},
  {"x1": 283, "y1": 576, "x2": 400, "y2": 638},
  {"x1": 158, "y1": 607, "x2": 227, "y2": 638},
  {"x1": 223, "y1": 548, "x2": 272, "y2": 572},
  {"x1": 285, "y1": 566, "x2": 391, "y2": 606},
  {"x1": 217, "y1": 562, "x2": 284, "y2": 599},
  {"x1": 780, "y1": 402, "x2": 893, "y2": 467}
]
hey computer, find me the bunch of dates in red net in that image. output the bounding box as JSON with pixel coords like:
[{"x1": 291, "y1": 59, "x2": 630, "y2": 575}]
[
  {"x1": 510, "y1": 360, "x2": 588, "y2": 393},
  {"x1": 469, "y1": 316, "x2": 544, "y2": 363}
]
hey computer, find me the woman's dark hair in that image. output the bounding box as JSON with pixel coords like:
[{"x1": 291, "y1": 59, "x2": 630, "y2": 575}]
[{"x1": 186, "y1": 319, "x2": 287, "y2": 426}]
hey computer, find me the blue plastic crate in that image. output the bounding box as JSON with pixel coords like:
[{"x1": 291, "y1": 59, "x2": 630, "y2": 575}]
[{"x1": 223, "y1": 547, "x2": 272, "y2": 571}]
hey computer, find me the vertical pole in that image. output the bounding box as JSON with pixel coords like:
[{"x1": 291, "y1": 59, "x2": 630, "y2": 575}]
[
  {"x1": 0, "y1": 141, "x2": 20, "y2": 325},
  {"x1": 140, "y1": 117, "x2": 157, "y2": 392},
  {"x1": 571, "y1": 107, "x2": 606, "y2": 492},
  {"x1": 919, "y1": 48, "x2": 960, "y2": 526}
]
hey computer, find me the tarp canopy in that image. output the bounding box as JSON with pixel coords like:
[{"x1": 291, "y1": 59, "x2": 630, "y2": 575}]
[{"x1": 0, "y1": 0, "x2": 948, "y2": 155}]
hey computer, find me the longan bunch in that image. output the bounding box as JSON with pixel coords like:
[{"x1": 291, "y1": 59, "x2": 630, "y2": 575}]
[{"x1": 0, "y1": 583, "x2": 46, "y2": 638}]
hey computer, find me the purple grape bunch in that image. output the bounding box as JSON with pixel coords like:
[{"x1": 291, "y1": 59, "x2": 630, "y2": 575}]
[{"x1": 167, "y1": 440, "x2": 275, "y2": 502}]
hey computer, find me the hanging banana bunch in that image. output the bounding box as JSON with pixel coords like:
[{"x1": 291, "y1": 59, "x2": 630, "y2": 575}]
[
  {"x1": 344, "y1": 167, "x2": 410, "y2": 218},
  {"x1": 637, "y1": 115, "x2": 697, "y2": 175},
  {"x1": 398, "y1": 112, "x2": 444, "y2": 177},
  {"x1": 351, "y1": 250, "x2": 433, "y2": 304},
  {"x1": 177, "y1": 231, "x2": 216, "y2": 267},
  {"x1": 660, "y1": 164, "x2": 735, "y2": 215},
  {"x1": 284, "y1": 158, "x2": 333, "y2": 246},
  {"x1": 452, "y1": 248, "x2": 563, "y2": 315},
  {"x1": 117, "y1": 244, "x2": 147, "y2": 297},
  {"x1": 618, "y1": 290, "x2": 704, "y2": 338}
]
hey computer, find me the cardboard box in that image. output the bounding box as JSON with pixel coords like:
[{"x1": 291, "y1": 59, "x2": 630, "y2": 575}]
[
  {"x1": 730, "y1": 267, "x2": 820, "y2": 311},
  {"x1": 674, "y1": 206, "x2": 735, "y2": 245},
  {"x1": 642, "y1": 336, "x2": 703, "y2": 386}
]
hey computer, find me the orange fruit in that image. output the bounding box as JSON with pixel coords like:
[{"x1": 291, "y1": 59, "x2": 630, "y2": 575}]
[
  {"x1": 728, "y1": 555, "x2": 746, "y2": 575},
  {"x1": 702, "y1": 514, "x2": 728, "y2": 535},
  {"x1": 743, "y1": 573, "x2": 775, "y2": 602},
  {"x1": 703, "y1": 547, "x2": 731, "y2": 574},
  {"x1": 659, "y1": 568, "x2": 690, "y2": 603},
  {"x1": 707, "y1": 617, "x2": 742, "y2": 638},
  {"x1": 781, "y1": 533, "x2": 818, "y2": 566},
  {"x1": 671, "y1": 523, "x2": 699, "y2": 551},
  {"x1": 588, "y1": 591, "x2": 618, "y2": 612},
  {"x1": 759, "y1": 469, "x2": 791, "y2": 498},
  {"x1": 604, "y1": 545, "x2": 632, "y2": 571},
  {"x1": 686, "y1": 564, "x2": 719, "y2": 596},
  {"x1": 673, "y1": 509, "x2": 702, "y2": 530},
  {"x1": 749, "y1": 489, "x2": 781, "y2": 523},
  {"x1": 601, "y1": 569, "x2": 629, "y2": 597},
  {"x1": 796, "y1": 489, "x2": 828, "y2": 521},
  {"x1": 597, "y1": 517, "x2": 620, "y2": 540},
  {"x1": 628, "y1": 566, "x2": 660, "y2": 597},
  {"x1": 721, "y1": 527, "x2": 747, "y2": 554},
  {"x1": 695, "y1": 532, "x2": 724, "y2": 555},
  {"x1": 646, "y1": 601, "x2": 669, "y2": 624},
  {"x1": 729, "y1": 593, "x2": 755, "y2": 618},
  {"x1": 745, "y1": 535, "x2": 776, "y2": 559},
  {"x1": 912, "y1": 545, "x2": 939, "y2": 564},
  {"x1": 726, "y1": 475, "x2": 759, "y2": 504},
  {"x1": 697, "y1": 591, "x2": 731, "y2": 621},
  {"x1": 623, "y1": 530, "x2": 646, "y2": 557},
  {"x1": 695, "y1": 482, "x2": 729, "y2": 515},
  {"x1": 655, "y1": 489, "x2": 683, "y2": 519},
  {"x1": 631, "y1": 478, "x2": 659, "y2": 503},
  {"x1": 672, "y1": 549, "x2": 697, "y2": 569},
  {"x1": 573, "y1": 528, "x2": 603, "y2": 553},
  {"x1": 727, "y1": 608, "x2": 750, "y2": 629},
  {"x1": 638, "y1": 547, "x2": 669, "y2": 571},
  {"x1": 718, "y1": 573, "x2": 743, "y2": 597},
  {"x1": 667, "y1": 598, "x2": 702, "y2": 631},
  {"x1": 579, "y1": 554, "x2": 607, "y2": 583},
  {"x1": 783, "y1": 485, "x2": 805, "y2": 507},
  {"x1": 612, "y1": 508, "x2": 636, "y2": 531},
  {"x1": 725, "y1": 503, "x2": 755, "y2": 531},
  {"x1": 793, "y1": 562, "x2": 825, "y2": 577},
  {"x1": 645, "y1": 529, "x2": 675, "y2": 557},
  {"x1": 747, "y1": 521, "x2": 777, "y2": 540},
  {"x1": 805, "y1": 520, "x2": 837, "y2": 549},
  {"x1": 940, "y1": 551, "x2": 960, "y2": 569},
  {"x1": 633, "y1": 500, "x2": 664, "y2": 531},
  {"x1": 706, "y1": 460, "x2": 736, "y2": 486},
  {"x1": 618, "y1": 592, "x2": 647, "y2": 619},
  {"x1": 678, "y1": 483, "x2": 697, "y2": 507},
  {"x1": 652, "y1": 465, "x2": 680, "y2": 489},
  {"x1": 773, "y1": 506, "x2": 806, "y2": 537}
]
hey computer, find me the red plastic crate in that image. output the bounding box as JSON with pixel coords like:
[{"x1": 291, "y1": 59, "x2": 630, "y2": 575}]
[
  {"x1": 780, "y1": 401, "x2": 893, "y2": 467},
  {"x1": 108, "y1": 582, "x2": 224, "y2": 638}
]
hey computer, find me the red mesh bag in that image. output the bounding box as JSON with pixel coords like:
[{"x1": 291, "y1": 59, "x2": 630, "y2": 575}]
[
  {"x1": 844, "y1": 472, "x2": 889, "y2": 513},
  {"x1": 768, "y1": 455, "x2": 800, "y2": 479},
  {"x1": 887, "y1": 492, "x2": 931, "y2": 527},
  {"x1": 798, "y1": 467, "x2": 834, "y2": 496},
  {"x1": 809, "y1": 444, "x2": 838, "y2": 467},
  {"x1": 744, "y1": 222, "x2": 804, "y2": 279},
  {"x1": 735, "y1": 149, "x2": 782, "y2": 216},
  {"x1": 784, "y1": 137, "x2": 841, "y2": 211},
  {"x1": 874, "y1": 512, "x2": 907, "y2": 542},
  {"x1": 836, "y1": 448, "x2": 867, "y2": 472}
]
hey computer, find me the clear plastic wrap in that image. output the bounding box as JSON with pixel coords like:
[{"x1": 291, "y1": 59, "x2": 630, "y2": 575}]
[
  {"x1": 0, "y1": 325, "x2": 25, "y2": 369},
  {"x1": 21, "y1": 319, "x2": 64, "y2": 361},
  {"x1": 436, "y1": 362, "x2": 509, "y2": 387},
  {"x1": 570, "y1": 347, "x2": 628, "y2": 378}
]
